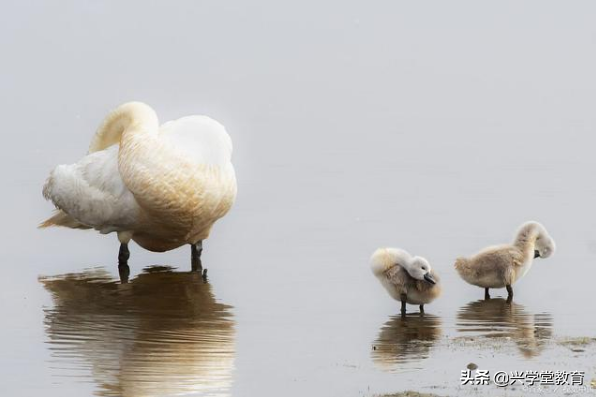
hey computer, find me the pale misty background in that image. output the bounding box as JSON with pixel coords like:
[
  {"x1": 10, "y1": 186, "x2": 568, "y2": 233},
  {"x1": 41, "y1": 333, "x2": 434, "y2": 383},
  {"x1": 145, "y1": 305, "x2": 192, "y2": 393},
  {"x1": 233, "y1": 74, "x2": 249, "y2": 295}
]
[{"x1": 1, "y1": 1, "x2": 595, "y2": 396}]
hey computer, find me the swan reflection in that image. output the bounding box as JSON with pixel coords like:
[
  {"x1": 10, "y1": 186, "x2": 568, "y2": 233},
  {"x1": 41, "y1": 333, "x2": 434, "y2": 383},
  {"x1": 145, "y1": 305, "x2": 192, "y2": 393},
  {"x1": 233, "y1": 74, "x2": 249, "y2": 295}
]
[
  {"x1": 40, "y1": 266, "x2": 235, "y2": 397},
  {"x1": 372, "y1": 313, "x2": 442, "y2": 370},
  {"x1": 457, "y1": 299, "x2": 552, "y2": 358}
]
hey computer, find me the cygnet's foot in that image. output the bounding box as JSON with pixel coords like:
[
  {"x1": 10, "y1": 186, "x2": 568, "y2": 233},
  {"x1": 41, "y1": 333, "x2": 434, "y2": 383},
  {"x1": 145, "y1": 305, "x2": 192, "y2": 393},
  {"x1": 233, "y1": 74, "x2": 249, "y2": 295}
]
[
  {"x1": 484, "y1": 288, "x2": 490, "y2": 300},
  {"x1": 419, "y1": 304, "x2": 425, "y2": 313}
]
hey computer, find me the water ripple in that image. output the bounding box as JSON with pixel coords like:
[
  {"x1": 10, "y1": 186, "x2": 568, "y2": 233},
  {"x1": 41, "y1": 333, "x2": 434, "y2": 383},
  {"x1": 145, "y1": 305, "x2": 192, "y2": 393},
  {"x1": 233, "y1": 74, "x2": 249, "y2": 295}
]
[{"x1": 40, "y1": 266, "x2": 235, "y2": 397}]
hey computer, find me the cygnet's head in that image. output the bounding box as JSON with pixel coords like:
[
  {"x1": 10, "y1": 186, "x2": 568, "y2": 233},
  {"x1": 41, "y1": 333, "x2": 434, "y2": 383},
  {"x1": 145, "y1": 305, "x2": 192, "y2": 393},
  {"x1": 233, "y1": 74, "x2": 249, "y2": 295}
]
[
  {"x1": 406, "y1": 256, "x2": 436, "y2": 284},
  {"x1": 534, "y1": 234, "x2": 556, "y2": 259}
]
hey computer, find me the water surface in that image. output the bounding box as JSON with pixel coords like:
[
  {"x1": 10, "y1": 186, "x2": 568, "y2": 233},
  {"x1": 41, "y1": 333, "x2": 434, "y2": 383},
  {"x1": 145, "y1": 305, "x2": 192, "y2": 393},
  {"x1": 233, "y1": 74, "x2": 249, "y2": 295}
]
[
  {"x1": 40, "y1": 267, "x2": 234, "y2": 397},
  {"x1": 2, "y1": 1, "x2": 596, "y2": 396}
]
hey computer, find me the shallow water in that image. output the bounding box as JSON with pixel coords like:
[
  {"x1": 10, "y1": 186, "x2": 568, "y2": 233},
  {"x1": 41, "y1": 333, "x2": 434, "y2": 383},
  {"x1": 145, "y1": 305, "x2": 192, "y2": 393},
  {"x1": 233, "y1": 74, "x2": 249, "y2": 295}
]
[
  {"x1": 3, "y1": 1, "x2": 596, "y2": 396},
  {"x1": 40, "y1": 267, "x2": 234, "y2": 397},
  {"x1": 24, "y1": 262, "x2": 595, "y2": 397}
]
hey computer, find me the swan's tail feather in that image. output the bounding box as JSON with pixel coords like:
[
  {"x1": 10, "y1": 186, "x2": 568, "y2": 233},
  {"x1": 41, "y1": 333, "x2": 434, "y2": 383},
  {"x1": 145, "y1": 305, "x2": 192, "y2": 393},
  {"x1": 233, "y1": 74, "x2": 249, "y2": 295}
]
[{"x1": 39, "y1": 210, "x2": 91, "y2": 230}]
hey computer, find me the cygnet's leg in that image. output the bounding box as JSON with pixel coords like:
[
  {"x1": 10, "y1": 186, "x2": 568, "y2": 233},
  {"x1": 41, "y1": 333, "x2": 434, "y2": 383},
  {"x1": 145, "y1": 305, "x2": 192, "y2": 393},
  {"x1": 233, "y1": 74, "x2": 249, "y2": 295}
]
[
  {"x1": 506, "y1": 285, "x2": 513, "y2": 303},
  {"x1": 191, "y1": 241, "x2": 203, "y2": 272},
  {"x1": 484, "y1": 288, "x2": 490, "y2": 300},
  {"x1": 400, "y1": 293, "x2": 407, "y2": 316},
  {"x1": 419, "y1": 304, "x2": 425, "y2": 314}
]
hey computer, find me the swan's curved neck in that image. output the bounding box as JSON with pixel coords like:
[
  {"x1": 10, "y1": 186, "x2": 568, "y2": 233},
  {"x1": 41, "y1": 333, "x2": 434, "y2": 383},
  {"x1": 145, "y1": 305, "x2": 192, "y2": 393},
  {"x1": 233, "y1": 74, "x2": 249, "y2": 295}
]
[
  {"x1": 400, "y1": 257, "x2": 417, "y2": 277},
  {"x1": 514, "y1": 223, "x2": 545, "y2": 250},
  {"x1": 89, "y1": 102, "x2": 159, "y2": 152},
  {"x1": 386, "y1": 249, "x2": 413, "y2": 273}
]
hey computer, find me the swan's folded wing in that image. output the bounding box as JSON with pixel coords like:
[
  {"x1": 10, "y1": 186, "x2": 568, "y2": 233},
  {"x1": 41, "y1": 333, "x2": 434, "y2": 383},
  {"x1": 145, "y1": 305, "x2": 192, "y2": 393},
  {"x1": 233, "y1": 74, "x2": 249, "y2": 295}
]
[{"x1": 42, "y1": 145, "x2": 140, "y2": 233}]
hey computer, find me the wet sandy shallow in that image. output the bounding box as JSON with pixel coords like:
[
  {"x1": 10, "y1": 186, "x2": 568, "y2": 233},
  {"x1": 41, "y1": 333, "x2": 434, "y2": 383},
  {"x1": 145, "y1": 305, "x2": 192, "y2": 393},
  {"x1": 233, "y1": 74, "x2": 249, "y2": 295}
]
[{"x1": 25, "y1": 264, "x2": 595, "y2": 397}]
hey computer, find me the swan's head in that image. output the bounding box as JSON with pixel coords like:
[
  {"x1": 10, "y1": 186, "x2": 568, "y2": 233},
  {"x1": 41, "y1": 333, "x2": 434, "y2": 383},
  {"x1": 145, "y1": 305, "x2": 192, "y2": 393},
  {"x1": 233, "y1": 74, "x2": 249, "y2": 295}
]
[
  {"x1": 406, "y1": 256, "x2": 437, "y2": 284},
  {"x1": 534, "y1": 234, "x2": 556, "y2": 259},
  {"x1": 516, "y1": 221, "x2": 555, "y2": 259}
]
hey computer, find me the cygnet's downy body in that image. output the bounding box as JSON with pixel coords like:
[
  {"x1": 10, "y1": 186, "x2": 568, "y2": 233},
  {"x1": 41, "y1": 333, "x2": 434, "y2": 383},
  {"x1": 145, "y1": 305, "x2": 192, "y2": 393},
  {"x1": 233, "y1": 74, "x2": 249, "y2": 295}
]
[
  {"x1": 454, "y1": 221, "x2": 555, "y2": 301},
  {"x1": 371, "y1": 248, "x2": 441, "y2": 314}
]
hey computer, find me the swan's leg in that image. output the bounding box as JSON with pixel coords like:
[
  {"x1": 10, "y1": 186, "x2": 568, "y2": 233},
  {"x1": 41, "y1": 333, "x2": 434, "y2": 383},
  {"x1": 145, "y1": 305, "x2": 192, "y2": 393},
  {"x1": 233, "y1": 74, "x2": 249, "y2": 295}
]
[
  {"x1": 419, "y1": 304, "x2": 424, "y2": 313},
  {"x1": 191, "y1": 241, "x2": 203, "y2": 272},
  {"x1": 117, "y1": 231, "x2": 133, "y2": 284},
  {"x1": 117, "y1": 231, "x2": 133, "y2": 265},
  {"x1": 506, "y1": 285, "x2": 513, "y2": 302},
  {"x1": 118, "y1": 262, "x2": 130, "y2": 284},
  {"x1": 117, "y1": 247, "x2": 130, "y2": 285},
  {"x1": 484, "y1": 288, "x2": 490, "y2": 300},
  {"x1": 400, "y1": 293, "x2": 407, "y2": 316}
]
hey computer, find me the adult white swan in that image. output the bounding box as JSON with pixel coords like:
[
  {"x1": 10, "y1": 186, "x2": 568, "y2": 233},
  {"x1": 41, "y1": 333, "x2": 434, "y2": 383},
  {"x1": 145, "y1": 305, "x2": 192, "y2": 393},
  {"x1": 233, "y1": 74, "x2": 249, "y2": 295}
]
[{"x1": 41, "y1": 102, "x2": 237, "y2": 270}]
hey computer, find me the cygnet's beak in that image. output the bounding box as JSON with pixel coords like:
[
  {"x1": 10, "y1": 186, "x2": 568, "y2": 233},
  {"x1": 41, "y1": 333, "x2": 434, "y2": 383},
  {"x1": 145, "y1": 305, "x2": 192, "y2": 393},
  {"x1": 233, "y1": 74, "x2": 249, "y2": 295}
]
[
  {"x1": 423, "y1": 272, "x2": 436, "y2": 285},
  {"x1": 534, "y1": 250, "x2": 541, "y2": 259}
]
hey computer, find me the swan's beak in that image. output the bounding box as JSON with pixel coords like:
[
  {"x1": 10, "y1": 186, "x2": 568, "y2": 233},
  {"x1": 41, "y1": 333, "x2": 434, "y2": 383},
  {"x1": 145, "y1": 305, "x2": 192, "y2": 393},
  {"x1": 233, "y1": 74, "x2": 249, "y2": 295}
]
[
  {"x1": 423, "y1": 273, "x2": 436, "y2": 285},
  {"x1": 534, "y1": 250, "x2": 541, "y2": 259}
]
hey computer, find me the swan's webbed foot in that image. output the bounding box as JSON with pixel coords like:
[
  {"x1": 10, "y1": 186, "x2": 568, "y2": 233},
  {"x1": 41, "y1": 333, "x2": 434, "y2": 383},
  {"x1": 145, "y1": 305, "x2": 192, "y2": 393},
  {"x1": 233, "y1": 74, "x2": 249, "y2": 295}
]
[
  {"x1": 484, "y1": 288, "x2": 490, "y2": 300},
  {"x1": 419, "y1": 304, "x2": 425, "y2": 314},
  {"x1": 506, "y1": 285, "x2": 513, "y2": 303},
  {"x1": 191, "y1": 241, "x2": 203, "y2": 272},
  {"x1": 118, "y1": 243, "x2": 130, "y2": 265}
]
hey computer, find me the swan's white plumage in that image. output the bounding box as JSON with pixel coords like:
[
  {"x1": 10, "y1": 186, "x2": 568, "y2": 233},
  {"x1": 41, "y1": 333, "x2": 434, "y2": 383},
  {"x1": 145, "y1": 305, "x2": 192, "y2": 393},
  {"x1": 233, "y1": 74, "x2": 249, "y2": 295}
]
[
  {"x1": 161, "y1": 116, "x2": 233, "y2": 167},
  {"x1": 42, "y1": 102, "x2": 237, "y2": 252},
  {"x1": 43, "y1": 145, "x2": 140, "y2": 233}
]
